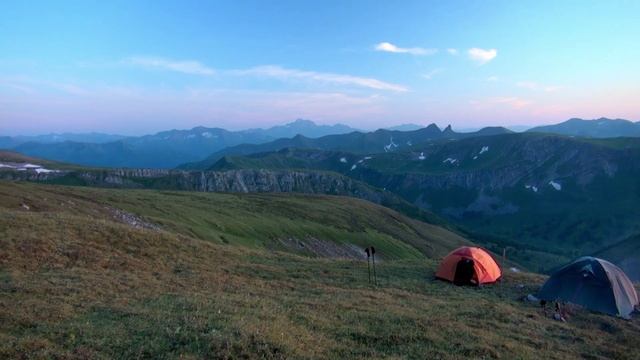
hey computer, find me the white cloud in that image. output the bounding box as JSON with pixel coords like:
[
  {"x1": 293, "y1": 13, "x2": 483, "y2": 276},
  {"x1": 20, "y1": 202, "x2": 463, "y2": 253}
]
[
  {"x1": 125, "y1": 56, "x2": 215, "y2": 76},
  {"x1": 446, "y1": 48, "x2": 459, "y2": 55},
  {"x1": 374, "y1": 42, "x2": 437, "y2": 56},
  {"x1": 491, "y1": 97, "x2": 532, "y2": 109},
  {"x1": 468, "y1": 48, "x2": 497, "y2": 64},
  {"x1": 487, "y1": 76, "x2": 499, "y2": 82},
  {"x1": 0, "y1": 87, "x2": 388, "y2": 135},
  {"x1": 234, "y1": 65, "x2": 408, "y2": 92},
  {"x1": 517, "y1": 81, "x2": 562, "y2": 92},
  {"x1": 422, "y1": 68, "x2": 444, "y2": 80},
  {"x1": 121, "y1": 56, "x2": 406, "y2": 92}
]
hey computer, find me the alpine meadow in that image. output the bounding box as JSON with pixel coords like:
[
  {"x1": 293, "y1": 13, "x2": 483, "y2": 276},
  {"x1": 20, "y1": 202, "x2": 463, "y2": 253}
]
[{"x1": 1, "y1": 1, "x2": 639, "y2": 359}]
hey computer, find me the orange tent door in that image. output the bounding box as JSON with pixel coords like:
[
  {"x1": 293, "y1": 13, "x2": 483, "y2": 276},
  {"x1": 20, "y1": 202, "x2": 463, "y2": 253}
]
[{"x1": 436, "y1": 247, "x2": 501, "y2": 285}]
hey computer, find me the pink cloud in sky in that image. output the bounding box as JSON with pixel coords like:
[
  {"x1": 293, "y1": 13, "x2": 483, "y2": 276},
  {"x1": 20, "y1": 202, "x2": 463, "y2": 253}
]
[{"x1": 1, "y1": 79, "x2": 638, "y2": 135}]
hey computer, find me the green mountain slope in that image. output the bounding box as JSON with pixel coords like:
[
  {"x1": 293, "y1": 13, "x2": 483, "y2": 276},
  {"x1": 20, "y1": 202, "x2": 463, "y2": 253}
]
[
  {"x1": 179, "y1": 125, "x2": 512, "y2": 170},
  {"x1": 1, "y1": 181, "x2": 638, "y2": 359},
  {"x1": 199, "y1": 133, "x2": 640, "y2": 273}
]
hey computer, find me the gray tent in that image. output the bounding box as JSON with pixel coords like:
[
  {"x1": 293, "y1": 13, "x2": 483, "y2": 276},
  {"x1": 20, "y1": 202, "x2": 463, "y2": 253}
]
[{"x1": 538, "y1": 256, "x2": 639, "y2": 319}]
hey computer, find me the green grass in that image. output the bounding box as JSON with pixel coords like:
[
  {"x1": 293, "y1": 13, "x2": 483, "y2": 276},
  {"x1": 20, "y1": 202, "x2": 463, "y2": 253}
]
[
  {"x1": 0, "y1": 181, "x2": 469, "y2": 261},
  {"x1": 1, "y1": 181, "x2": 639, "y2": 359}
]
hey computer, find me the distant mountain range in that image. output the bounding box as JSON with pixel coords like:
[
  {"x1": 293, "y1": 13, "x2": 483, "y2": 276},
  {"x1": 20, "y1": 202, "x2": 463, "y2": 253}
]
[
  {"x1": 179, "y1": 124, "x2": 512, "y2": 169},
  {"x1": 3, "y1": 117, "x2": 640, "y2": 170},
  {"x1": 527, "y1": 117, "x2": 640, "y2": 138},
  {"x1": 3, "y1": 119, "x2": 359, "y2": 168},
  {"x1": 0, "y1": 132, "x2": 128, "y2": 148},
  {"x1": 385, "y1": 124, "x2": 425, "y2": 131}
]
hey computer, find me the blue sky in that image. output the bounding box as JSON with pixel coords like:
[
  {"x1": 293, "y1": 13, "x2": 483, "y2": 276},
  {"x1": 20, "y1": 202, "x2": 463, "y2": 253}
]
[{"x1": 1, "y1": 0, "x2": 639, "y2": 135}]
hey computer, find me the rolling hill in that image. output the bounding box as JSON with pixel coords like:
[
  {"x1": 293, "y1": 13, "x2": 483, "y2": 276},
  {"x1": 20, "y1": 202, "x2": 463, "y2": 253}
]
[
  {"x1": 527, "y1": 117, "x2": 640, "y2": 138},
  {"x1": 1, "y1": 181, "x2": 639, "y2": 359},
  {"x1": 0, "y1": 155, "x2": 448, "y2": 229},
  {"x1": 0, "y1": 181, "x2": 467, "y2": 259}
]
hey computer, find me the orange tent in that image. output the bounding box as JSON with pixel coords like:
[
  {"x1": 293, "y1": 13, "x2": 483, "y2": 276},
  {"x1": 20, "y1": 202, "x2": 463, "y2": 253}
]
[{"x1": 436, "y1": 246, "x2": 501, "y2": 285}]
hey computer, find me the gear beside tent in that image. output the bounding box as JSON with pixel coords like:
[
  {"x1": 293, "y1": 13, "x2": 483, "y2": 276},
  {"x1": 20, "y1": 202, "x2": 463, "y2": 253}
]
[
  {"x1": 436, "y1": 246, "x2": 502, "y2": 286},
  {"x1": 538, "y1": 256, "x2": 639, "y2": 319}
]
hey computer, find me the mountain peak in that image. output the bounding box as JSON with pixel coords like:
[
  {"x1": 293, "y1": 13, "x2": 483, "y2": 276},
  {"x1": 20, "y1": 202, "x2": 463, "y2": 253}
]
[
  {"x1": 287, "y1": 119, "x2": 316, "y2": 127},
  {"x1": 424, "y1": 123, "x2": 441, "y2": 131},
  {"x1": 386, "y1": 123, "x2": 425, "y2": 131}
]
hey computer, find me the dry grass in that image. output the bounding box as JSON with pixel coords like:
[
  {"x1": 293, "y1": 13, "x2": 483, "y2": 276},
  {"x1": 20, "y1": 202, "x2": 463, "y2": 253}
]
[{"x1": 1, "y1": 181, "x2": 639, "y2": 359}]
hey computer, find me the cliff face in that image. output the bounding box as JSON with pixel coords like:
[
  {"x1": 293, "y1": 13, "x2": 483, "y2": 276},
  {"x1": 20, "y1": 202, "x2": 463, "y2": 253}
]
[
  {"x1": 192, "y1": 170, "x2": 386, "y2": 199},
  {"x1": 2, "y1": 168, "x2": 421, "y2": 220},
  {"x1": 3, "y1": 168, "x2": 379, "y2": 197}
]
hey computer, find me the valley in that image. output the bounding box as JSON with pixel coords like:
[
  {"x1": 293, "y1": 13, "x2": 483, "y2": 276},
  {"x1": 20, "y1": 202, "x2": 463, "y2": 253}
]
[
  {"x1": 173, "y1": 132, "x2": 640, "y2": 274},
  {"x1": 4, "y1": 122, "x2": 640, "y2": 277}
]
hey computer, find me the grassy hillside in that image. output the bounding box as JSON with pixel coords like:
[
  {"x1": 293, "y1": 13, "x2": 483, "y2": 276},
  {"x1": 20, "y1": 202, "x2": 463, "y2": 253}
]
[
  {"x1": 1, "y1": 181, "x2": 638, "y2": 359},
  {"x1": 0, "y1": 181, "x2": 468, "y2": 260}
]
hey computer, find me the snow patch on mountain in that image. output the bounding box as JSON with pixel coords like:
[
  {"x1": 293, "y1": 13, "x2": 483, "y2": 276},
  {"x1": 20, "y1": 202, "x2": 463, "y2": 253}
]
[
  {"x1": 201, "y1": 132, "x2": 214, "y2": 138},
  {"x1": 418, "y1": 152, "x2": 426, "y2": 160},
  {"x1": 443, "y1": 158, "x2": 458, "y2": 164},
  {"x1": 339, "y1": 157, "x2": 347, "y2": 163},
  {"x1": 549, "y1": 180, "x2": 562, "y2": 191},
  {"x1": 0, "y1": 162, "x2": 59, "y2": 174},
  {"x1": 383, "y1": 137, "x2": 398, "y2": 152}
]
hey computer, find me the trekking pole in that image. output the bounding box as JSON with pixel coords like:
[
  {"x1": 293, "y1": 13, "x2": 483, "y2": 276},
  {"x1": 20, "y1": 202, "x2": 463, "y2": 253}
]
[
  {"x1": 365, "y1": 247, "x2": 371, "y2": 284},
  {"x1": 371, "y1": 246, "x2": 378, "y2": 286}
]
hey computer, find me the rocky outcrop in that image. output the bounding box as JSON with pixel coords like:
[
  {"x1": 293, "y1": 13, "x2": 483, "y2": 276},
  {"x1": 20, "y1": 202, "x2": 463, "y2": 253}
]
[{"x1": 1, "y1": 167, "x2": 396, "y2": 212}]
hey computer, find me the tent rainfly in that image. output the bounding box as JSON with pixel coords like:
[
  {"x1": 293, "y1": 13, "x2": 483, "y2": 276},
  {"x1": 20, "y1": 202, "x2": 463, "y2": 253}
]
[
  {"x1": 436, "y1": 246, "x2": 502, "y2": 286},
  {"x1": 538, "y1": 256, "x2": 639, "y2": 319}
]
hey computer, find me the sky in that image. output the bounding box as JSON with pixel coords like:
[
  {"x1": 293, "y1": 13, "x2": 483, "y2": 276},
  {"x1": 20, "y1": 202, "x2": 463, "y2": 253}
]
[{"x1": 1, "y1": 0, "x2": 639, "y2": 135}]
